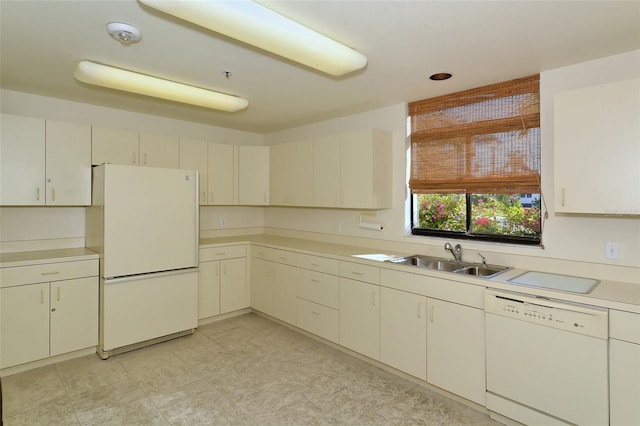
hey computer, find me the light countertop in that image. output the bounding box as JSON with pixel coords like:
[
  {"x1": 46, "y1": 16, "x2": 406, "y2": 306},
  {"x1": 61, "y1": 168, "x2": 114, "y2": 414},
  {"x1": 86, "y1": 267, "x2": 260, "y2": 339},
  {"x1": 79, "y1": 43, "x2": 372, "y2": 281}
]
[
  {"x1": 201, "y1": 235, "x2": 640, "y2": 313},
  {"x1": 0, "y1": 248, "x2": 99, "y2": 268}
]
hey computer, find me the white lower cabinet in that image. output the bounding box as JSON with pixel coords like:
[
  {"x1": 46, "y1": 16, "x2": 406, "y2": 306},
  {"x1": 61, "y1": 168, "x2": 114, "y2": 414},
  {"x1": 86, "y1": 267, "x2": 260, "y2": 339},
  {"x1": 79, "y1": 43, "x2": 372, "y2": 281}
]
[
  {"x1": 272, "y1": 263, "x2": 297, "y2": 325},
  {"x1": 249, "y1": 246, "x2": 297, "y2": 325},
  {"x1": 250, "y1": 257, "x2": 274, "y2": 315},
  {"x1": 199, "y1": 245, "x2": 248, "y2": 319},
  {"x1": 426, "y1": 298, "x2": 486, "y2": 405},
  {"x1": 339, "y1": 277, "x2": 380, "y2": 360},
  {"x1": 609, "y1": 310, "x2": 640, "y2": 426},
  {"x1": 380, "y1": 287, "x2": 427, "y2": 380},
  {"x1": 0, "y1": 258, "x2": 98, "y2": 369}
]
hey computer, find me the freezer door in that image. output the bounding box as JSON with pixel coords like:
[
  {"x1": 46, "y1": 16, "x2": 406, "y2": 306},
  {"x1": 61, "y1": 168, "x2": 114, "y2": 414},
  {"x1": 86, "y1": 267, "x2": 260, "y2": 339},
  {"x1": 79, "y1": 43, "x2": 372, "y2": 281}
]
[{"x1": 102, "y1": 164, "x2": 198, "y2": 278}]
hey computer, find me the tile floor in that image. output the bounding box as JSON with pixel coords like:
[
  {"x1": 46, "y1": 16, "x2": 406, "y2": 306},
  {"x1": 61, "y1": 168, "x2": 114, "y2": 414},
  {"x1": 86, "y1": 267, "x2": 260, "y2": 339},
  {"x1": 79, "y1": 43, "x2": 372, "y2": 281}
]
[{"x1": 2, "y1": 313, "x2": 498, "y2": 425}]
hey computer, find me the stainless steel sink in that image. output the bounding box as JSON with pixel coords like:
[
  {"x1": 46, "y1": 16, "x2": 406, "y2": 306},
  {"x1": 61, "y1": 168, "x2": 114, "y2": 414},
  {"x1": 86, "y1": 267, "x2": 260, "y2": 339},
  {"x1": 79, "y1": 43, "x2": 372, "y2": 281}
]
[
  {"x1": 387, "y1": 254, "x2": 509, "y2": 278},
  {"x1": 452, "y1": 265, "x2": 508, "y2": 278}
]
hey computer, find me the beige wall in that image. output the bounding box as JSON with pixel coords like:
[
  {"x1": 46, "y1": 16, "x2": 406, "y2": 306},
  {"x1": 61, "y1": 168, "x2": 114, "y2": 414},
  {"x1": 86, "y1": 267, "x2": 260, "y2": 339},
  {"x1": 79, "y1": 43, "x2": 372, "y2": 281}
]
[
  {"x1": 263, "y1": 51, "x2": 639, "y2": 283},
  {"x1": 1, "y1": 50, "x2": 638, "y2": 284}
]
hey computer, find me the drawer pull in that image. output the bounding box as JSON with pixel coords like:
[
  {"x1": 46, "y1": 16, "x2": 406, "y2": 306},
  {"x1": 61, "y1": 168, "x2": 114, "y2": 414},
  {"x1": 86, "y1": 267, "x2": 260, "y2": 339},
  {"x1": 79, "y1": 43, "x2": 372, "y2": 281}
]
[
  {"x1": 57, "y1": 286, "x2": 61, "y2": 301},
  {"x1": 51, "y1": 187, "x2": 56, "y2": 202},
  {"x1": 310, "y1": 278, "x2": 320, "y2": 283},
  {"x1": 40, "y1": 288, "x2": 45, "y2": 304},
  {"x1": 311, "y1": 310, "x2": 321, "y2": 315},
  {"x1": 370, "y1": 291, "x2": 376, "y2": 306},
  {"x1": 215, "y1": 251, "x2": 227, "y2": 256},
  {"x1": 36, "y1": 187, "x2": 40, "y2": 201},
  {"x1": 430, "y1": 305, "x2": 435, "y2": 323},
  {"x1": 417, "y1": 301, "x2": 422, "y2": 318},
  {"x1": 41, "y1": 271, "x2": 60, "y2": 276},
  {"x1": 561, "y1": 188, "x2": 566, "y2": 207},
  {"x1": 351, "y1": 271, "x2": 364, "y2": 276},
  {"x1": 310, "y1": 262, "x2": 321, "y2": 267},
  {"x1": 279, "y1": 256, "x2": 288, "y2": 261}
]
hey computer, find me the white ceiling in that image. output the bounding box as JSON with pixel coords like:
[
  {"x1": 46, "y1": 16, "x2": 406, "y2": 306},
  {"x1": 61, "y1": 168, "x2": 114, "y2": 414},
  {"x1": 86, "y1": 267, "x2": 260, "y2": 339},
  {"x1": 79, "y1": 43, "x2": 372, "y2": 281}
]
[{"x1": 1, "y1": 1, "x2": 639, "y2": 134}]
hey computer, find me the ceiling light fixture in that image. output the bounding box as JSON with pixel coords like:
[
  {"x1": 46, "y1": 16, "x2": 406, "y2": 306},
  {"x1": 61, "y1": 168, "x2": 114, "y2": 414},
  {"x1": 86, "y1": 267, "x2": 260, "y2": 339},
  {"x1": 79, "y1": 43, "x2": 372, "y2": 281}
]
[
  {"x1": 138, "y1": 0, "x2": 367, "y2": 77},
  {"x1": 74, "y1": 61, "x2": 249, "y2": 112},
  {"x1": 106, "y1": 22, "x2": 142, "y2": 45}
]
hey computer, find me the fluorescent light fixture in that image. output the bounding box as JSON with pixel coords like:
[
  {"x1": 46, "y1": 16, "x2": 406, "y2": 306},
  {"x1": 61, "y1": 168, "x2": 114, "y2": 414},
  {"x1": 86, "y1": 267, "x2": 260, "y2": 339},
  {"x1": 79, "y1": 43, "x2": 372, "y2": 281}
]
[
  {"x1": 74, "y1": 60, "x2": 249, "y2": 112},
  {"x1": 138, "y1": 0, "x2": 367, "y2": 76}
]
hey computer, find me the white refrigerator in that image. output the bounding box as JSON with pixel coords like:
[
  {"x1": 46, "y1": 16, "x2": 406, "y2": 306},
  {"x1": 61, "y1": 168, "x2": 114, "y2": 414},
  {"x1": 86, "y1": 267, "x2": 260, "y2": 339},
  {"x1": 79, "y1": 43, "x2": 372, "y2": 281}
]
[{"x1": 86, "y1": 164, "x2": 199, "y2": 358}]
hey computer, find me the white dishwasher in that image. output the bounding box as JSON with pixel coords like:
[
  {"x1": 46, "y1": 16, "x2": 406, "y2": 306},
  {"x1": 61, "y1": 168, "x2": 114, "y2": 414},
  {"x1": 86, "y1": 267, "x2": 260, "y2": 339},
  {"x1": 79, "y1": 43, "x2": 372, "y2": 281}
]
[{"x1": 485, "y1": 289, "x2": 609, "y2": 426}]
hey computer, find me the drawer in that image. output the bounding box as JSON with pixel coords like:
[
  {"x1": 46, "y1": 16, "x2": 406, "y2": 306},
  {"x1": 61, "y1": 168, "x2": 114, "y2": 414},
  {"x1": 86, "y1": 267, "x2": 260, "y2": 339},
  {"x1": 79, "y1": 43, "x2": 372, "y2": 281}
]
[
  {"x1": 611, "y1": 310, "x2": 640, "y2": 344},
  {"x1": 251, "y1": 246, "x2": 296, "y2": 266},
  {"x1": 340, "y1": 261, "x2": 380, "y2": 284},
  {"x1": 380, "y1": 268, "x2": 484, "y2": 309},
  {"x1": 296, "y1": 298, "x2": 339, "y2": 344},
  {"x1": 297, "y1": 270, "x2": 339, "y2": 309},
  {"x1": 200, "y1": 245, "x2": 246, "y2": 262},
  {"x1": 1, "y1": 259, "x2": 98, "y2": 288},
  {"x1": 297, "y1": 253, "x2": 339, "y2": 275}
]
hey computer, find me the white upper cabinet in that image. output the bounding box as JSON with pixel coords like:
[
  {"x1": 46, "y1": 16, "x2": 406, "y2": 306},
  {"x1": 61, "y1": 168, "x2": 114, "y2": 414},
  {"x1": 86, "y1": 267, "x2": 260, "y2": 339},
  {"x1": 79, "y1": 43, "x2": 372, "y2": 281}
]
[
  {"x1": 179, "y1": 138, "x2": 208, "y2": 205},
  {"x1": 313, "y1": 134, "x2": 342, "y2": 207},
  {"x1": 208, "y1": 142, "x2": 237, "y2": 205},
  {"x1": 238, "y1": 146, "x2": 270, "y2": 205},
  {"x1": 270, "y1": 140, "x2": 313, "y2": 206},
  {"x1": 554, "y1": 77, "x2": 640, "y2": 215},
  {"x1": 312, "y1": 128, "x2": 393, "y2": 209},
  {"x1": 92, "y1": 127, "x2": 179, "y2": 169},
  {"x1": 92, "y1": 126, "x2": 139, "y2": 166},
  {"x1": 0, "y1": 114, "x2": 90, "y2": 206},
  {"x1": 341, "y1": 129, "x2": 392, "y2": 209},
  {"x1": 139, "y1": 132, "x2": 179, "y2": 168},
  {"x1": 1, "y1": 114, "x2": 46, "y2": 205},
  {"x1": 45, "y1": 120, "x2": 91, "y2": 206}
]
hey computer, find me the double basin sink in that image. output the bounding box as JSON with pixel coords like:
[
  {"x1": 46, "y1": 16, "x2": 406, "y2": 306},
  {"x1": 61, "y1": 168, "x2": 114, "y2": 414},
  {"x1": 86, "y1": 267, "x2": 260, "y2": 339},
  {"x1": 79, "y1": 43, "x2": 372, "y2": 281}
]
[{"x1": 385, "y1": 254, "x2": 509, "y2": 278}]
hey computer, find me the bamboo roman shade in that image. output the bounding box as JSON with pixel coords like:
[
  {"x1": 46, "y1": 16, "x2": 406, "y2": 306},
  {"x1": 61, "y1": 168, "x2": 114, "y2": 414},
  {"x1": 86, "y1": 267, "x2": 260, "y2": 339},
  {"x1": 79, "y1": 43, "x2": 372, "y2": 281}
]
[{"x1": 409, "y1": 74, "x2": 541, "y2": 194}]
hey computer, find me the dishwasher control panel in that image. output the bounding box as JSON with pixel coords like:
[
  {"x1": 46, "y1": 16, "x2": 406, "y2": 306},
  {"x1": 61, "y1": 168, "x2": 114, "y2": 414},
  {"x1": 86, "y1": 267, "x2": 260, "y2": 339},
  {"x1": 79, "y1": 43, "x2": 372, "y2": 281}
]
[{"x1": 485, "y1": 289, "x2": 608, "y2": 339}]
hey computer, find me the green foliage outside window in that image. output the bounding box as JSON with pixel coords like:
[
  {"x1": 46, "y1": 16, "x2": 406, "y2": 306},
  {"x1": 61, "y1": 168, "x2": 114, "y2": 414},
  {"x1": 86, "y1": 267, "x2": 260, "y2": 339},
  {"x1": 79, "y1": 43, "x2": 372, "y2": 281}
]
[{"x1": 415, "y1": 193, "x2": 541, "y2": 238}]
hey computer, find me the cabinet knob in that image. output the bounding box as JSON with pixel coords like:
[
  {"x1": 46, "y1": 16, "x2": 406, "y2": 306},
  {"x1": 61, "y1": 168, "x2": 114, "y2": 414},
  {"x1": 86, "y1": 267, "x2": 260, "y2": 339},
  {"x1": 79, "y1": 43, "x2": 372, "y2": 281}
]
[{"x1": 51, "y1": 308, "x2": 56, "y2": 312}]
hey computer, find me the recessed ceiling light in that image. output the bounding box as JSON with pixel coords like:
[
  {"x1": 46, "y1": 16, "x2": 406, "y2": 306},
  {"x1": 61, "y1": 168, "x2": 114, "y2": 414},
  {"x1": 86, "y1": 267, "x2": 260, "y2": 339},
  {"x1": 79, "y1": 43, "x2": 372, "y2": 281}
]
[{"x1": 429, "y1": 73, "x2": 452, "y2": 81}]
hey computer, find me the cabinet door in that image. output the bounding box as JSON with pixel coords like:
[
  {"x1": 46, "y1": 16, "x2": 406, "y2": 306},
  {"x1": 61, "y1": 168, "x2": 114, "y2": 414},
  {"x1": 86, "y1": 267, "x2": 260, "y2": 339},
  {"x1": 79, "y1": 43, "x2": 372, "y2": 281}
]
[
  {"x1": 45, "y1": 120, "x2": 91, "y2": 205},
  {"x1": 610, "y1": 339, "x2": 640, "y2": 425},
  {"x1": 0, "y1": 283, "x2": 50, "y2": 368},
  {"x1": 50, "y1": 277, "x2": 98, "y2": 356},
  {"x1": 554, "y1": 77, "x2": 640, "y2": 214},
  {"x1": 0, "y1": 114, "x2": 45, "y2": 205},
  {"x1": 179, "y1": 138, "x2": 209, "y2": 205},
  {"x1": 238, "y1": 146, "x2": 269, "y2": 205},
  {"x1": 272, "y1": 263, "x2": 297, "y2": 325},
  {"x1": 288, "y1": 140, "x2": 313, "y2": 206},
  {"x1": 313, "y1": 134, "x2": 341, "y2": 207},
  {"x1": 139, "y1": 133, "x2": 179, "y2": 168},
  {"x1": 250, "y1": 257, "x2": 273, "y2": 315},
  {"x1": 426, "y1": 298, "x2": 485, "y2": 405},
  {"x1": 380, "y1": 287, "x2": 427, "y2": 380},
  {"x1": 269, "y1": 143, "x2": 289, "y2": 205},
  {"x1": 339, "y1": 278, "x2": 380, "y2": 360},
  {"x1": 92, "y1": 126, "x2": 139, "y2": 166},
  {"x1": 208, "y1": 143, "x2": 236, "y2": 205},
  {"x1": 198, "y1": 261, "x2": 220, "y2": 319},
  {"x1": 220, "y1": 257, "x2": 248, "y2": 314}
]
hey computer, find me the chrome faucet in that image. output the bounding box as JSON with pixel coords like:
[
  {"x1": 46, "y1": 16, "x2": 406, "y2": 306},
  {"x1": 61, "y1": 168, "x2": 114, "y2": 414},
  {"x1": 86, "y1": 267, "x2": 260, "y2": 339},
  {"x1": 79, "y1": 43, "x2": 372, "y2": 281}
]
[
  {"x1": 444, "y1": 242, "x2": 463, "y2": 262},
  {"x1": 477, "y1": 252, "x2": 488, "y2": 268}
]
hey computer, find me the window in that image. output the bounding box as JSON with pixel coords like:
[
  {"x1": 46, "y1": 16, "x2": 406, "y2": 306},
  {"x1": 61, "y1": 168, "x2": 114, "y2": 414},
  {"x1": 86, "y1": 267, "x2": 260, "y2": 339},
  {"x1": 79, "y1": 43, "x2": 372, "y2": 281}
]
[{"x1": 409, "y1": 75, "x2": 542, "y2": 245}]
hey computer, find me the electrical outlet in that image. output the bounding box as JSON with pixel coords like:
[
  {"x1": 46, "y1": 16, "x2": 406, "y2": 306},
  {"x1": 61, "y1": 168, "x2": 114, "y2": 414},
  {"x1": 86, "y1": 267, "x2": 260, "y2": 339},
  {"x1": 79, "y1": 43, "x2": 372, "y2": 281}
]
[
  {"x1": 605, "y1": 241, "x2": 619, "y2": 260},
  {"x1": 219, "y1": 218, "x2": 226, "y2": 228}
]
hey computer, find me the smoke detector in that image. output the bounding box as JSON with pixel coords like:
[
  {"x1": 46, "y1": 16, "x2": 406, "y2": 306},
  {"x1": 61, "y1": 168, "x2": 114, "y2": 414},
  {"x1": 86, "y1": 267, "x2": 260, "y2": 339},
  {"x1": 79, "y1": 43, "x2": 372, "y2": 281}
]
[{"x1": 107, "y1": 22, "x2": 141, "y2": 45}]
